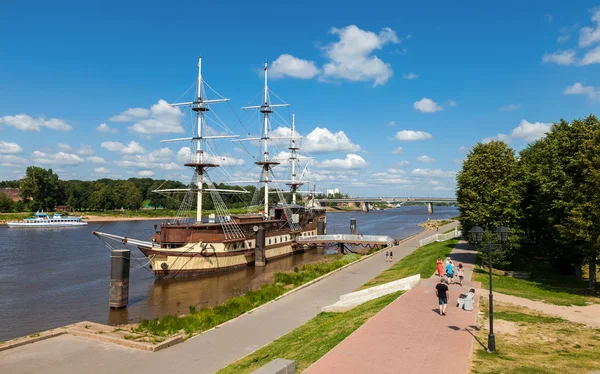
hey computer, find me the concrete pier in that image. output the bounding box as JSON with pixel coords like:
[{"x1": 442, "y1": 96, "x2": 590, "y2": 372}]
[
  {"x1": 255, "y1": 226, "x2": 266, "y2": 267},
  {"x1": 427, "y1": 202, "x2": 434, "y2": 214},
  {"x1": 109, "y1": 249, "x2": 130, "y2": 309},
  {"x1": 317, "y1": 221, "x2": 325, "y2": 235},
  {"x1": 350, "y1": 218, "x2": 356, "y2": 235}
]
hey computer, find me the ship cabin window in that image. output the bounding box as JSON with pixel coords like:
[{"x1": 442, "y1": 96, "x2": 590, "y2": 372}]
[
  {"x1": 268, "y1": 239, "x2": 271, "y2": 245},
  {"x1": 233, "y1": 243, "x2": 237, "y2": 249}
]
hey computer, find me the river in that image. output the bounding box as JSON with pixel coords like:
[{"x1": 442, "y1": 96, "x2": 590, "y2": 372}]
[{"x1": 0, "y1": 205, "x2": 458, "y2": 341}]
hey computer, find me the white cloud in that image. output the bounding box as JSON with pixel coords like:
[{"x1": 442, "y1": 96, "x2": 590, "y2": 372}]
[
  {"x1": 395, "y1": 130, "x2": 432, "y2": 141},
  {"x1": 541, "y1": 50, "x2": 576, "y2": 65},
  {"x1": 0, "y1": 141, "x2": 23, "y2": 154},
  {"x1": 303, "y1": 127, "x2": 361, "y2": 153},
  {"x1": 387, "y1": 121, "x2": 396, "y2": 126},
  {"x1": 557, "y1": 34, "x2": 570, "y2": 43},
  {"x1": 397, "y1": 160, "x2": 410, "y2": 166},
  {"x1": 57, "y1": 143, "x2": 72, "y2": 151},
  {"x1": 387, "y1": 168, "x2": 406, "y2": 174},
  {"x1": 580, "y1": 45, "x2": 600, "y2": 65},
  {"x1": 101, "y1": 141, "x2": 146, "y2": 154},
  {"x1": 510, "y1": 120, "x2": 552, "y2": 142},
  {"x1": 270, "y1": 54, "x2": 319, "y2": 79},
  {"x1": 499, "y1": 104, "x2": 521, "y2": 112},
  {"x1": 77, "y1": 145, "x2": 94, "y2": 155},
  {"x1": 317, "y1": 154, "x2": 368, "y2": 169},
  {"x1": 403, "y1": 73, "x2": 418, "y2": 80},
  {"x1": 0, "y1": 114, "x2": 72, "y2": 131},
  {"x1": 429, "y1": 180, "x2": 440, "y2": 186},
  {"x1": 94, "y1": 167, "x2": 110, "y2": 174},
  {"x1": 482, "y1": 134, "x2": 511, "y2": 144},
  {"x1": 138, "y1": 170, "x2": 154, "y2": 177},
  {"x1": 545, "y1": 14, "x2": 553, "y2": 23},
  {"x1": 321, "y1": 25, "x2": 399, "y2": 86},
  {"x1": 87, "y1": 156, "x2": 107, "y2": 164},
  {"x1": 175, "y1": 147, "x2": 244, "y2": 167},
  {"x1": 392, "y1": 146, "x2": 403, "y2": 154},
  {"x1": 579, "y1": 8, "x2": 600, "y2": 47},
  {"x1": 413, "y1": 98, "x2": 443, "y2": 113},
  {"x1": 96, "y1": 123, "x2": 118, "y2": 134},
  {"x1": 564, "y1": 82, "x2": 599, "y2": 100},
  {"x1": 109, "y1": 107, "x2": 150, "y2": 122},
  {"x1": 0, "y1": 154, "x2": 28, "y2": 168},
  {"x1": 31, "y1": 151, "x2": 85, "y2": 166},
  {"x1": 433, "y1": 186, "x2": 453, "y2": 191},
  {"x1": 416, "y1": 155, "x2": 435, "y2": 163},
  {"x1": 411, "y1": 168, "x2": 456, "y2": 178}
]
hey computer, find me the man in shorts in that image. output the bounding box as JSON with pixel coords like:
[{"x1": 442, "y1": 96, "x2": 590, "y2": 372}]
[{"x1": 435, "y1": 278, "x2": 449, "y2": 316}]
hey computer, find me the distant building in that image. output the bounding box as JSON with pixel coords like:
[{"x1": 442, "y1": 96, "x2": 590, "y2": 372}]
[
  {"x1": 326, "y1": 188, "x2": 340, "y2": 196},
  {"x1": 0, "y1": 188, "x2": 21, "y2": 202},
  {"x1": 55, "y1": 205, "x2": 70, "y2": 212}
]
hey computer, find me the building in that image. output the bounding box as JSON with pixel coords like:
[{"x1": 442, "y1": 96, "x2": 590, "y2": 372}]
[
  {"x1": 55, "y1": 205, "x2": 71, "y2": 212},
  {"x1": 326, "y1": 188, "x2": 340, "y2": 196}
]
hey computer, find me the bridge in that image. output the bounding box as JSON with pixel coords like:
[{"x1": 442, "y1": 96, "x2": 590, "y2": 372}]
[
  {"x1": 315, "y1": 197, "x2": 457, "y2": 213},
  {"x1": 296, "y1": 234, "x2": 395, "y2": 254}
]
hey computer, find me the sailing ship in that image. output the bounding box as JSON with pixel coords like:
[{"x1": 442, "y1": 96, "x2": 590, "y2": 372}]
[
  {"x1": 7, "y1": 211, "x2": 87, "y2": 228},
  {"x1": 94, "y1": 57, "x2": 326, "y2": 277}
]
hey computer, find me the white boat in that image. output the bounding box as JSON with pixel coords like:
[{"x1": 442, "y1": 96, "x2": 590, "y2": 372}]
[{"x1": 7, "y1": 211, "x2": 88, "y2": 228}]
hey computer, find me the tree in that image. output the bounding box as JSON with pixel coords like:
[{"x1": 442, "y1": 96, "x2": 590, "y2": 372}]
[
  {"x1": 20, "y1": 166, "x2": 61, "y2": 211},
  {"x1": 88, "y1": 183, "x2": 116, "y2": 211},
  {"x1": 0, "y1": 192, "x2": 13, "y2": 212},
  {"x1": 456, "y1": 141, "x2": 521, "y2": 263}
]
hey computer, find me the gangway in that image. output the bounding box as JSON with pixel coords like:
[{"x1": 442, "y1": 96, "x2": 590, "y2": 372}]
[{"x1": 296, "y1": 234, "x2": 396, "y2": 254}]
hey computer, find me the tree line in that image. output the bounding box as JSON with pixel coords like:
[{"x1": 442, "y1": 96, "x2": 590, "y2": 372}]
[
  {"x1": 0, "y1": 166, "x2": 265, "y2": 213},
  {"x1": 457, "y1": 115, "x2": 600, "y2": 288}
]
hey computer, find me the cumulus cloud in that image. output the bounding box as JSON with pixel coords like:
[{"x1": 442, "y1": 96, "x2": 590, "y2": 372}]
[
  {"x1": 101, "y1": 141, "x2": 146, "y2": 154},
  {"x1": 87, "y1": 156, "x2": 107, "y2": 164},
  {"x1": 395, "y1": 130, "x2": 432, "y2": 141},
  {"x1": 510, "y1": 120, "x2": 552, "y2": 142},
  {"x1": 387, "y1": 121, "x2": 396, "y2": 126},
  {"x1": 175, "y1": 147, "x2": 244, "y2": 167},
  {"x1": 397, "y1": 160, "x2": 410, "y2": 166},
  {"x1": 0, "y1": 114, "x2": 72, "y2": 131},
  {"x1": 316, "y1": 154, "x2": 368, "y2": 169},
  {"x1": 57, "y1": 143, "x2": 72, "y2": 151},
  {"x1": 94, "y1": 167, "x2": 110, "y2": 174},
  {"x1": 541, "y1": 50, "x2": 576, "y2": 65},
  {"x1": 0, "y1": 141, "x2": 23, "y2": 154},
  {"x1": 0, "y1": 154, "x2": 28, "y2": 167},
  {"x1": 321, "y1": 25, "x2": 399, "y2": 86},
  {"x1": 416, "y1": 155, "x2": 435, "y2": 163},
  {"x1": 413, "y1": 98, "x2": 443, "y2": 113},
  {"x1": 31, "y1": 151, "x2": 85, "y2": 166},
  {"x1": 138, "y1": 170, "x2": 154, "y2": 177},
  {"x1": 392, "y1": 146, "x2": 403, "y2": 154},
  {"x1": 411, "y1": 168, "x2": 456, "y2": 178},
  {"x1": 270, "y1": 54, "x2": 319, "y2": 79},
  {"x1": 96, "y1": 123, "x2": 118, "y2": 134},
  {"x1": 564, "y1": 82, "x2": 599, "y2": 99},
  {"x1": 499, "y1": 104, "x2": 521, "y2": 112},
  {"x1": 459, "y1": 146, "x2": 468, "y2": 151},
  {"x1": 77, "y1": 145, "x2": 94, "y2": 155},
  {"x1": 110, "y1": 100, "x2": 184, "y2": 135},
  {"x1": 402, "y1": 73, "x2": 418, "y2": 80},
  {"x1": 579, "y1": 8, "x2": 600, "y2": 47},
  {"x1": 303, "y1": 127, "x2": 361, "y2": 153}
]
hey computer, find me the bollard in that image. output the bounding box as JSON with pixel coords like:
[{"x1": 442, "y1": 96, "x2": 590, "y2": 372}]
[
  {"x1": 109, "y1": 249, "x2": 130, "y2": 309},
  {"x1": 350, "y1": 218, "x2": 357, "y2": 235},
  {"x1": 255, "y1": 226, "x2": 266, "y2": 267},
  {"x1": 317, "y1": 221, "x2": 325, "y2": 235}
]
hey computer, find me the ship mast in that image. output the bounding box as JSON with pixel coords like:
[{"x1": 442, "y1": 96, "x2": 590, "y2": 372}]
[
  {"x1": 286, "y1": 113, "x2": 304, "y2": 204},
  {"x1": 162, "y1": 57, "x2": 237, "y2": 223}
]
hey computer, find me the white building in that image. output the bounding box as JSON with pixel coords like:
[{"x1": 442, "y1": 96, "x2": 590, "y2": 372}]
[{"x1": 326, "y1": 188, "x2": 340, "y2": 196}]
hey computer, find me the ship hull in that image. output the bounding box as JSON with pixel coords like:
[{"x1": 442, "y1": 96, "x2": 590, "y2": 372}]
[{"x1": 7, "y1": 222, "x2": 88, "y2": 228}]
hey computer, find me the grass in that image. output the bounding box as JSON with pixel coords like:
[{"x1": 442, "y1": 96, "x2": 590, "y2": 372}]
[
  {"x1": 358, "y1": 238, "x2": 460, "y2": 290},
  {"x1": 134, "y1": 254, "x2": 362, "y2": 337},
  {"x1": 217, "y1": 291, "x2": 403, "y2": 374},
  {"x1": 471, "y1": 300, "x2": 600, "y2": 374}
]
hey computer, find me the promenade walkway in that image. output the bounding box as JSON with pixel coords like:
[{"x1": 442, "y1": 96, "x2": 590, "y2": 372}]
[
  {"x1": 305, "y1": 241, "x2": 480, "y2": 374},
  {"x1": 0, "y1": 222, "x2": 458, "y2": 374}
]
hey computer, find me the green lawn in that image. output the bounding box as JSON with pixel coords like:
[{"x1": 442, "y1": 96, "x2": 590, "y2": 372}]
[
  {"x1": 358, "y1": 238, "x2": 460, "y2": 290},
  {"x1": 135, "y1": 254, "x2": 362, "y2": 337},
  {"x1": 471, "y1": 300, "x2": 600, "y2": 373},
  {"x1": 217, "y1": 291, "x2": 403, "y2": 374}
]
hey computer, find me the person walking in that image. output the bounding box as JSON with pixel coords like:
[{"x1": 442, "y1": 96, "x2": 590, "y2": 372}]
[
  {"x1": 457, "y1": 263, "x2": 464, "y2": 286},
  {"x1": 436, "y1": 224, "x2": 439, "y2": 232},
  {"x1": 385, "y1": 251, "x2": 389, "y2": 262},
  {"x1": 436, "y1": 257, "x2": 444, "y2": 277},
  {"x1": 435, "y1": 278, "x2": 449, "y2": 316},
  {"x1": 446, "y1": 260, "x2": 454, "y2": 284},
  {"x1": 389, "y1": 250, "x2": 393, "y2": 262}
]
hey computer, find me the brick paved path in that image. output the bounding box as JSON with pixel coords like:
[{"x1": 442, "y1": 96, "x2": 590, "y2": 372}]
[{"x1": 305, "y1": 241, "x2": 481, "y2": 374}]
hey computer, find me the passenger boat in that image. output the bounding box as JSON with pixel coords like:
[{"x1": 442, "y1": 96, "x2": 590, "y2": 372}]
[
  {"x1": 93, "y1": 57, "x2": 326, "y2": 277},
  {"x1": 7, "y1": 211, "x2": 88, "y2": 228}
]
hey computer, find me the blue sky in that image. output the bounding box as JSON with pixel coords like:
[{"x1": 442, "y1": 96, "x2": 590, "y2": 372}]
[{"x1": 1, "y1": 1, "x2": 600, "y2": 197}]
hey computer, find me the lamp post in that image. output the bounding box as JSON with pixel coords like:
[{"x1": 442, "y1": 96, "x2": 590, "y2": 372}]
[{"x1": 469, "y1": 225, "x2": 509, "y2": 353}]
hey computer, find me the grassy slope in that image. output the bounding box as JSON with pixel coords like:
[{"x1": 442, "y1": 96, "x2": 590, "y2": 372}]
[
  {"x1": 217, "y1": 291, "x2": 403, "y2": 374},
  {"x1": 358, "y1": 238, "x2": 459, "y2": 290},
  {"x1": 471, "y1": 300, "x2": 600, "y2": 373}
]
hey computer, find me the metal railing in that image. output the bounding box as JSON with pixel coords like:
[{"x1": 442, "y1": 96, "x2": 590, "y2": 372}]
[{"x1": 418, "y1": 229, "x2": 462, "y2": 247}]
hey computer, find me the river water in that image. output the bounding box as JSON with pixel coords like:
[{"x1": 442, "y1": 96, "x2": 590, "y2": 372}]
[{"x1": 0, "y1": 206, "x2": 457, "y2": 341}]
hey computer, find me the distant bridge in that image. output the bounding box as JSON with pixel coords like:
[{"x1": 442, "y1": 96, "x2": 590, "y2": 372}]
[{"x1": 316, "y1": 197, "x2": 457, "y2": 214}]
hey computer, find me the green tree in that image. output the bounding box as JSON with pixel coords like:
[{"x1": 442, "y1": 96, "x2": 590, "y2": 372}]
[
  {"x1": 88, "y1": 183, "x2": 116, "y2": 211},
  {"x1": 0, "y1": 192, "x2": 13, "y2": 212},
  {"x1": 20, "y1": 166, "x2": 61, "y2": 211}
]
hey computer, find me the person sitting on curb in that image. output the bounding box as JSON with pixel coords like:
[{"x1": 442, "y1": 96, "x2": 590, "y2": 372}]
[{"x1": 435, "y1": 278, "x2": 449, "y2": 316}]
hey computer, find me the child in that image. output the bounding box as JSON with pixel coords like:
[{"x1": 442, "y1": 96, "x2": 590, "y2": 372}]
[
  {"x1": 458, "y1": 263, "x2": 464, "y2": 286},
  {"x1": 385, "y1": 251, "x2": 389, "y2": 262}
]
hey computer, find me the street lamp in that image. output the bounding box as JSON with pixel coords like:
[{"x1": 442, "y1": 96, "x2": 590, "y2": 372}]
[{"x1": 469, "y1": 225, "x2": 510, "y2": 353}]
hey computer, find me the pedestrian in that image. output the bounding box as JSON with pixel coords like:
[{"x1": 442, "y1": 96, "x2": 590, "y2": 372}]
[
  {"x1": 446, "y1": 260, "x2": 454, "y2": 284},
  {"x1": 458, "y1": 263, "x2": 464, "y2": 286},
  {"x1": 389, "y1": 250, "x2": 393, "y2": 262},
  {"x1": 435, "y1": 277, "x2": 449, "y2": 316},
  {"x1": 385, "y1": 251, "x2": 389, "y2": 262},
  {"x1": 436, "y1": 257, "x2": 443, "y2": 277},
  {"x1": 436, "y1": 224, "x2": 439, "y2": 232}
]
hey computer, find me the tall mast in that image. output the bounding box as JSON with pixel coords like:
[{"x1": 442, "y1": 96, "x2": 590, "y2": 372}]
[
  {"x1": 286, "y1": 112, "x2": 303, "y2": 204},
  {"x1": 162, "y1": 57, "x2": 235, "y2": 224}
]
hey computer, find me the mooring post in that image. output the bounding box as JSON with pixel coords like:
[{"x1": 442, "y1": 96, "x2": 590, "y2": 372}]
[
  {"x1": 350, "y1": 218, "x2": 357, "y2": 235},
  {"x1": 317, "y1": 221, "x2": 325, "y2": 235},
  {"x1": 109, "y1": 249, "x2": 130, "y2": 309},
  {"x1": 255, "y1": 226, "x2": 266, "y2": 267}
]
